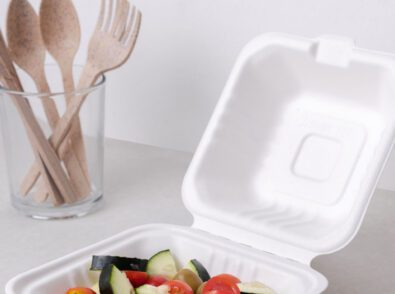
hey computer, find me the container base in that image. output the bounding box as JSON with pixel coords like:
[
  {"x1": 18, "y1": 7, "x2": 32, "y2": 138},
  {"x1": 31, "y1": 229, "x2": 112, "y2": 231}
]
[
  {"x1": 5, "y1": 224, "x2": 328, "y2": 294},
  {"x1": 11, "y1": 194, "x2": 103, "y2": 220}
]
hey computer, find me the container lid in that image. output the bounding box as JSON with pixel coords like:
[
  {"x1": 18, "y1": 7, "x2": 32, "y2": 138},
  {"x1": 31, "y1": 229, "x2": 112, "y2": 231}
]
[{"x1": 182, "y1": 33, "x2": 395, "y2": 264}]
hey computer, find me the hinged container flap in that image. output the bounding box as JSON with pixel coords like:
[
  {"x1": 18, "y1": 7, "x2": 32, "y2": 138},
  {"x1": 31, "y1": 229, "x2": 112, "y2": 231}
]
[{"x1": 182, "y1": 33, "x2": 395, "y2": 264}]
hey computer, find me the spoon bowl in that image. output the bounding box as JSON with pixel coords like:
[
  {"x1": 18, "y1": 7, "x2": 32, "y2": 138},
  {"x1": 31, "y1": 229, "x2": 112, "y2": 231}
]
[
  {"x1": 7, "y1": 0, "x2": 89, "y2": 202},
  {"x1": 39, "y1": 0, "x2": 91, "y2": 199}
]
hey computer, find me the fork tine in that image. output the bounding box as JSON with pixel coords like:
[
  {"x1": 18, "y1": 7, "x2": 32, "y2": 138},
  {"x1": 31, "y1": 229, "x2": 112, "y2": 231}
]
[
  {"x1": 114, "y1": 0, "x2": 130, "y2": 39},
  {"x1": 95, "y1": 0, "x2": 106, "y2": 31},
  {"x1": 125, "y1": 10, "x2": 141, "y2": 49},
  {"x1": 120, "y1": 5, "x2": 136, "y2": 44},
  {"x1": 104, "y1": 0, "x2": 114, "y2": 32},
  {"x1": 110, "y1": 0, "x2": 125, "y2": 35}
]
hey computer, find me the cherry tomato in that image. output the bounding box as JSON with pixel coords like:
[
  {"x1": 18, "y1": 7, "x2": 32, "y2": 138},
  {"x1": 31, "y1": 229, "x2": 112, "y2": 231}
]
[
  {"x1": 163, "y1": 280, "x2": 194, "y2": 294},
  {"x1": 146, "y1": 275, "x2": 168, "y2": 286},
  {"x1": 202, "y1": 283, "x2": 234, "y2": 294},
  {"x1": 66, "y1": 288, "x2": 96, "y2": 294},
  {"x1": 124, "y1": 271, "x2": 149, "y2": 287},
  {"x1": 203, "y1": 274, "x2": 241, "y2": 294}
]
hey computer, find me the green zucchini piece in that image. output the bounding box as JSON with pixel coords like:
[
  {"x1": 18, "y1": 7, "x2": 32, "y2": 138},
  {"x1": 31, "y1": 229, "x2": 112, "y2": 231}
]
[
  {"x1": 146, "y1": 249, "x2": 178, "y2": 279},
  {"x1": 237, "y1": 282, "x2": 277, "y2": 294},
  {"x1": 91, "y1": 255, "x2": 148, "y2": 271},
  {"x1": 186, "y1": 259, "x2": 210, "y2": 282},
  {"x1": 99, "y1": 264, "x2": 134, "y2": 294}
]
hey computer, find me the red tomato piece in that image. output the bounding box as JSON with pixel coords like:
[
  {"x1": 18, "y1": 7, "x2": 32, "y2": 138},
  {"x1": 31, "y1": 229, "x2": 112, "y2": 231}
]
[
  {"x1": 146, "y1": 275, "x2": 168, "y2": 286},
  {"x1": 202, "y1": 283, "x2": 234, "y2": 294},
  {"x1": 203, "y1": 274, "x2": 241, "y2": 294},
  {"x1": 124, "y1": 271, "x2": 149, "y2": 287},
  {"x1": 163, "y1": 280, "x2": 193, "y2": 294},
  {"x1": 66, "y1": 288, "x2": 96, "y2": 294}
]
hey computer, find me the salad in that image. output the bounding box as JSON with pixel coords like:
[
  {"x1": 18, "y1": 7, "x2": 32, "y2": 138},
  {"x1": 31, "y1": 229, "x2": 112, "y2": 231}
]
[{"x1": 66, "y1": 249, "x2": 277, "y2": 294}]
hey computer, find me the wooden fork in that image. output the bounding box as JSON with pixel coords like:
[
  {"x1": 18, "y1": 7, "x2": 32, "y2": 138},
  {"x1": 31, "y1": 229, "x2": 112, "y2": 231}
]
[
  {"x1": 20, "y1": 0, "x2": 142, "y2": 194},
  {"x1": 78, "y1": 0, "x2": 142, "y2": 89}
]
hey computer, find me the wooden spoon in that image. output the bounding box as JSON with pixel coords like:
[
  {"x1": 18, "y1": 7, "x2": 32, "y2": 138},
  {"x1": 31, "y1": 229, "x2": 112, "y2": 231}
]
[
  {"x1": 20, "y1": 0, "x2": 142, "y2": 193},
  {"x1": 6, "y1": 0, "x2": 90, "y2": 201},
  {"x1": 0, "y1": 30, "x2": 76, "y2": 204},
  {"x1": 0, "y1": 35, "x2": 61, "y2": 204},
  {"x1": 40, "y1": 0, "x2": 91, "y2": 187}
]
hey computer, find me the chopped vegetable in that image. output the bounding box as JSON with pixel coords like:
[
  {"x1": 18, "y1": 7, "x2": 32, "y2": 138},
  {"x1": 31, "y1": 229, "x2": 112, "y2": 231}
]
[
  {"x1": 196, "y1": 282, "x2": 206, "y2": 294},
  {"x1": 203, "y1": 274, "x2": 241, "y2": 294},
  {"x1": 66, "y1": 250, "x2": 277, "y2": 294},
  {"x1": 99, "y1": 264, "x2": 134, "y2": 294},
  {"x1": 91, "y1": 256, "x2": 148, "y2": 271},
  {"x1": 146, "y1": 275, "x2": 168, "y2": 287},
  {"x1": 237, "y1": 282, "x2": 276, "y2": 294},
  {"x1": 186, "y1": 260, "x2": 210, "y2": 282},
  {"x1": 125, "y1": 271, "x2": 149, "y2": 288},
  {"x1": 147, "y1": 250, "x2": 178, "y2": 279},
  {"x1": 136, "y1": 284, "x2": 161, "y2": 294},
  {"x1": 173, "y1": 269, "x2": 202, "y2": 291},
  {"x1": 163, "y1": 280, "x2": 193, "y2": 294}
]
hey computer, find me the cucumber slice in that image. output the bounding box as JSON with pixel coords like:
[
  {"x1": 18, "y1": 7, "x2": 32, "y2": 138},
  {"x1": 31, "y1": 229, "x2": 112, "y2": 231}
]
[
  {"x1": 99, "y1": 264, "x2": 135, "y2": 294},
  {"x1": 146, "y1": 250, "x2": 178, "y2": 279},
  {"x1": 186, "y1": 259, "x2": 210, "y2": 282},
  {"x1": 136, "y1": 285, "x2": 169, "y2": 294},
  {"x1": 237, "y1": 282, "x2": 277, "y2": 294},
  {"x1": 91, "y1": 256, "x2": 148, "y2": 271}
]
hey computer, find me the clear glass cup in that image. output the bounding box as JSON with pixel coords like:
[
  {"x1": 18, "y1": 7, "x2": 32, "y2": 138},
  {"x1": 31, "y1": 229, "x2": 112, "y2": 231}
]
[{"x1": 0, "y1": 65, "x2": 105, "y2": 219}]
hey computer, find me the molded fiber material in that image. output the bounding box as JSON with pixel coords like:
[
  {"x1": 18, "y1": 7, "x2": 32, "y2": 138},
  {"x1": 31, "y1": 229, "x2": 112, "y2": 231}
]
[
  {"x1": 183, "y1": 33, "x2": 395, "y2": 263},
  {"x1": 5, "y1": 224, "x2": 327, "y2": 294},
  {"x1": 7, "y1": 33, "x2": 395, "y2": 294}
]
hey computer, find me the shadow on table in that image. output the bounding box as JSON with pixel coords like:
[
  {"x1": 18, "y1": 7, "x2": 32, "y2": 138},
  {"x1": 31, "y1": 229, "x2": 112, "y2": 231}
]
[{"x1": 312, "y1": 189, "x2": 395, "y2": 293}]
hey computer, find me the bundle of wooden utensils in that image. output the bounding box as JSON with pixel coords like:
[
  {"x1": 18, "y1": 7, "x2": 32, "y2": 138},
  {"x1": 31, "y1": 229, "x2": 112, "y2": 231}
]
[{"x1": 0, "y1": 0, "x2": 141, "y2": 205}]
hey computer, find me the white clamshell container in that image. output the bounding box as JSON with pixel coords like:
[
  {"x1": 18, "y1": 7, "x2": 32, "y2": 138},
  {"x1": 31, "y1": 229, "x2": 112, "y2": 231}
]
[{"x1": 6, "y1": 33, "x2": 395, "y2": 294}]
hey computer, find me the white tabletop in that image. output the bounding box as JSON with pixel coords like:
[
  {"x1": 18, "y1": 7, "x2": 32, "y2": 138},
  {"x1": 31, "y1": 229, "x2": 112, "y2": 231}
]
[{"x1": 0, "y1": 139, "x2": 394, "y2": 293}]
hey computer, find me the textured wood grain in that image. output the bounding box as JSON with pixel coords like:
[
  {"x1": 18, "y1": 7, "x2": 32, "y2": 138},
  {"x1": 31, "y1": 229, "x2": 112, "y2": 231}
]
[
  {"x1": 20, "y1": 0, "x2": 142, "y2": 195},
  {"x1": 0, "y1": 31, "x2": 77, "y2": 204},
  {"x1": 40, "y1": 0, "x2": 91, "y2": 191},
  {"x1": 6, "y1": 0, "x2": 90, "y2": 201}
]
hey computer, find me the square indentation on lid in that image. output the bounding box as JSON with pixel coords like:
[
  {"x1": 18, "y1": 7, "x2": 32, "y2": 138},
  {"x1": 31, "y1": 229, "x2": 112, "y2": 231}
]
[
  {"x1": 253, "y1": 104, "x2": 366, "y2": 206},
  {"x1": 292, "y1": 135, "x2": 341, "y2": 181}
]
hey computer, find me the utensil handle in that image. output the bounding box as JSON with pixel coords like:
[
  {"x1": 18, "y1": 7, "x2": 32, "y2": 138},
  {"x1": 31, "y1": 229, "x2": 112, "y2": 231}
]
[
  {"x1": 19, "y1": 97, "x2": 63, "y2": 204},
  {"x1": 62, "y1": 64, "x2": 91, "y2": 186},
  {"x1": 32, "y1": 146, "x2": 63, "y2": 205},
  {"x1": 0, "y1": 30, "x2": 76, "y2": 203},
  {"x1": 12, "y1": 94, "x2": 78, "y2": 203},
  {"x1": 20, "y1": 65, "x2": 98, "y2": 197},
  {"x1": 30, "y1": 70, "x2": 91, "y2": 201}
]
